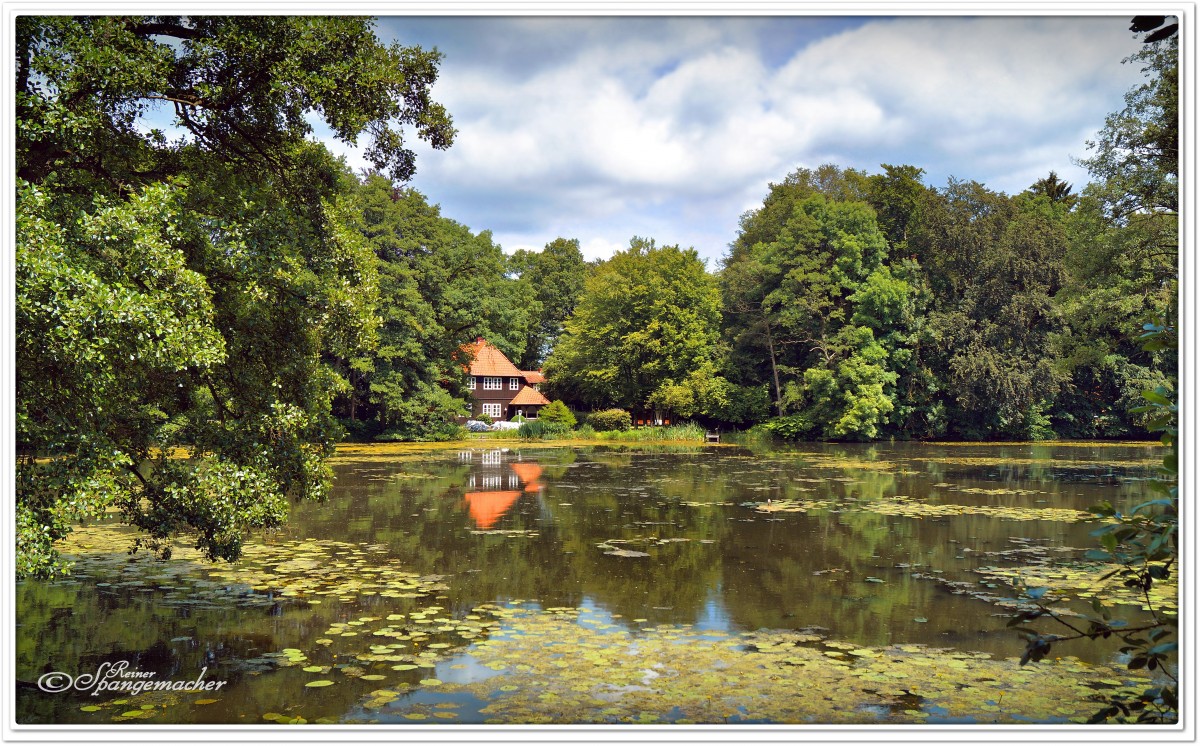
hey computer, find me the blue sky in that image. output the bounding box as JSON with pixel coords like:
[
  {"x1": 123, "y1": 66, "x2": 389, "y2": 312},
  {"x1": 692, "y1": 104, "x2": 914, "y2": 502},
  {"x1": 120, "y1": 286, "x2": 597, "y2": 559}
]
[{"x1": 309, "y1": 15, "x2": 1148, "y2": 266}]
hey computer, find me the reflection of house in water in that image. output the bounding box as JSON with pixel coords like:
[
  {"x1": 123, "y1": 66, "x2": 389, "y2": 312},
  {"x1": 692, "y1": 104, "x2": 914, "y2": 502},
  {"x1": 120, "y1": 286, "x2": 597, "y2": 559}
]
[{"x1": 460, "y1": 450, "x2": 544, "y2": 529}]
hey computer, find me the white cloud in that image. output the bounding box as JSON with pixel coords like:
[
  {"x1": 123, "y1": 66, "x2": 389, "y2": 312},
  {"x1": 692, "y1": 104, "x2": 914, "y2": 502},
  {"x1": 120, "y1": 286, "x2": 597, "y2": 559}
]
[
  {"x1": 579, "y1": 236, "x2": 630, "y2": 263},
  {"x1": 322, "y1": 16, "x2": 1147, "y2": 264}
]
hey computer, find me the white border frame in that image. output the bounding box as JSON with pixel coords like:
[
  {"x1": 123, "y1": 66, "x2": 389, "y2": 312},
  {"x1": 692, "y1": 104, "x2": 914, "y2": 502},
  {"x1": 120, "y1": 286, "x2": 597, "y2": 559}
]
[{"x1": 2, "y1": 3, "x2": 1194, "y2": 744}]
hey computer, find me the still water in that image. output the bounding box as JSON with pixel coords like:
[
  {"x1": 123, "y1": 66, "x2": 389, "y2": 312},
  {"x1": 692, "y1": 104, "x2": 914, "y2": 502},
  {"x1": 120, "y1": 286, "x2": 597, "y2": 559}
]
[{"x1": 16, "y1": 440, "x2": 1165, "y2": 725}]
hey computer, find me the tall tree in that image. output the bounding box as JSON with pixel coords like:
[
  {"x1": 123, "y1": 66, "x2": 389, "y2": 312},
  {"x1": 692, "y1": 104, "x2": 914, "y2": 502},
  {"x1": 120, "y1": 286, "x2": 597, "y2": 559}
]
[
  {"x1": 723, "y1": 190, "x2": 903, "y2": 440},
  {"x1": 335, "y1": 175, "x2": 534, "y2": 440},
  {"x1": 508, "y1": 238, "x2": 589, "y2": 370},
  {"x1": 1049, "y1": 34, "x2": 1178, "y2": 437},
  {"x1": 544, "y1": 238, "x2": 723, "y2": 414},
  {"x1": 15, "y1": 16, "x2": 454, "y2": 576}
]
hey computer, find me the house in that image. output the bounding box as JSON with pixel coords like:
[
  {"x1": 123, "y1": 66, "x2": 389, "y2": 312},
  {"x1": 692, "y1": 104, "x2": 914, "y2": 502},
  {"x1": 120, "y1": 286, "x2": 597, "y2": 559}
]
[{"x1": 461, "y1": 338, "x2": 550, "y2": 421}]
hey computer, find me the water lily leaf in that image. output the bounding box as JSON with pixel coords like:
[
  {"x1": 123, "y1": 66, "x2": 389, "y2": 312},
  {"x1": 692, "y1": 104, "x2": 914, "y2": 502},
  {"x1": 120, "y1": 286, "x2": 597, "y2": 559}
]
[
  {"x1": 419, "y1": 678, "x2": 442, "y2": 686},
  {"x1": 305, "y1": 680, "x2": 335, "y2": 688},
  {"x1": 604, "y1": 549, "x2": 650, "y2": 558}
]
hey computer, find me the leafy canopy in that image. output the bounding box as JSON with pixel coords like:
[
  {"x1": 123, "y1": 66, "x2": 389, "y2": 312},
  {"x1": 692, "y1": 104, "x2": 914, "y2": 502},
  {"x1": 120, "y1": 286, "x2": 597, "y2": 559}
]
[{"x1": 15, "y1": 16, "x2": 454, "y2": 577}]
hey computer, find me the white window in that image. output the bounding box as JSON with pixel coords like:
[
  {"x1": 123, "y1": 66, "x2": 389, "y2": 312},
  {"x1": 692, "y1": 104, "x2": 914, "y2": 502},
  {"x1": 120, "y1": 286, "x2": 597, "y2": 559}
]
[
  {"x1": 470, "y1": 376, "x2": 477, "y2": 389},
  {"x1": 509, "y1": 377, "x2": 520, "y2": 390},
  {"x1": 482, "y1": 402, "x2": 502, "y2": 418},
  {"x1": 483, "y1": 376, "x2": 502, "y2": 390}
]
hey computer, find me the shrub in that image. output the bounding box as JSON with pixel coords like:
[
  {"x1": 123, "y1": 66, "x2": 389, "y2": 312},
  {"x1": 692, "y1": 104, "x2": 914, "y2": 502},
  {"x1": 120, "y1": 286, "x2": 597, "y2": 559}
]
[
  {"x1": 378, "y1": 423, "x2": 466, "y2": 442},
  {"x1": 539, "y1": 400, "x2": 576, "y2": 428},
  {"x1": 587, "y1": 408, "x2": 632, "y2": 432},
  {"x1": 595, "y1": 423, "x2": 705, "y2": 442},
  {"x1": 517, "y1": 420, "x2": 570, "y2": 440},
  {"x1": 476, "y1": 413, "x2": 493, "y2": 425},
  {"x1": 574, "y1": 423, "x2": 596, "y2": 438},
  {"x1": 761, "y1": 414, "x2": 816, "y2": 440}
]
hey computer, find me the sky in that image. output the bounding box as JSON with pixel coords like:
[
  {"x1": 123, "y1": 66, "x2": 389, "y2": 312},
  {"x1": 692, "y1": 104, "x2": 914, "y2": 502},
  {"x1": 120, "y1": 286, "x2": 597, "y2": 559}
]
[{"x1": 309, "y1": 15, "x2": 1149, "y2": 267}]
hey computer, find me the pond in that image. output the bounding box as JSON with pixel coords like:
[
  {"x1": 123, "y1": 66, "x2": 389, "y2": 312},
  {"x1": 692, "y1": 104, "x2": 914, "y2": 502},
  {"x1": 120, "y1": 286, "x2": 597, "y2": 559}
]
[{"x1": 16, "y1": 440, "x2": 1171, "y2": 726}]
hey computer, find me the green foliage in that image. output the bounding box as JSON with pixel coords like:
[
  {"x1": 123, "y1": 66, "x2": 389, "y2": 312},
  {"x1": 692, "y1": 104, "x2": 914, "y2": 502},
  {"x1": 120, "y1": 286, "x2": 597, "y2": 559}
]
[
  {"x1": 722, "y1": 186, "x2": 900, "y2": 440},
  {"x1": 1010, "y1": 321, "x2": 1177, "y2": 722},
  {"x1": 335, "y1": 175, "x2": 533, "y2": 441},
  {"x1": 707, "y1": 383, "x2": 771, "y2": 426},
  {"x1": 508, "y1": 238, "x2": 589, "y2": 369},
  {"x1": 517, "y1": 420, "x2": 570, "y2": 440},
  {"x1": 545, "y1": 238, "x2": 723, "y2": 413},
  {"x1": 759, "y1": 414, "x2": 816, "y2": 441},
  {"x1": 15, "y1": 16, "x2": 453, "y2": 577},
  {"x1": 593, "y1": 424, "x2": 706, "y2": 442},
  {"x1": 1007, "y1": 30, "x2": 1177, "y2": 722},
  {"x1": 587, "y1": 409, "x2": 633, "y2": 432},
  {"x1": 538, "y1": 400, "x2": 577, "y2": 428}
]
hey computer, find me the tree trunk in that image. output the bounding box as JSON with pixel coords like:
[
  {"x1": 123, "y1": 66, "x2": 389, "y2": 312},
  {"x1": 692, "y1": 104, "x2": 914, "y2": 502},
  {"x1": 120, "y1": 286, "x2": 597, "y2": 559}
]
[{"x1": 765, "y1": 321, "x2": 784, "y2": 417}]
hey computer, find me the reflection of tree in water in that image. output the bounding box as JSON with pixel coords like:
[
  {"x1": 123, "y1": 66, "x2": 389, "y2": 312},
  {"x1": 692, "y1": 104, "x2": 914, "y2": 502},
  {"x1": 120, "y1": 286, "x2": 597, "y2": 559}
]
[
  {"x1": 308, "y1": 445, "x2": 1155, "y2": 637},
  {"x1": 17, "y1": 441, "x2": 1164, "y2": 723}
]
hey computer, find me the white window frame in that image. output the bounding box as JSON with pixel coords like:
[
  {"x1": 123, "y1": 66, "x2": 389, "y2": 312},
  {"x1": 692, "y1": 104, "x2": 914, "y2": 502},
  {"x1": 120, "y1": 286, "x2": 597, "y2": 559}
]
[
  {"x1": 509, "y1": 377, "x2": 520, "y2": 390},
  {"x1": 470, "y1": 376, "x2": 477, "y2": 389},
  {"x1": 483, "y1": 376, "x2": 502, "y2": 390},
  {"x1": 482, "y1": 403, "x2": 502, "y2": 418}
]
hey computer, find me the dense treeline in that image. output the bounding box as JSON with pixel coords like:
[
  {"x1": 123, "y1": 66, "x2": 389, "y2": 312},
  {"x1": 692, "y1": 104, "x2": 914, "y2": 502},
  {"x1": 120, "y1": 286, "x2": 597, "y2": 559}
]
[
  {"x1": 546, "y1": 40, "x2": 1177, "y2": 442},
  {"x1": 14, "y1": 16, "x2": 1175, "y2": 576}
]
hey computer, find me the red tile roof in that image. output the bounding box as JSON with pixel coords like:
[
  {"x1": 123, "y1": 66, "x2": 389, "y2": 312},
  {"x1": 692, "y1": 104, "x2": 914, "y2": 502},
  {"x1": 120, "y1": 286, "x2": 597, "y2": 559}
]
[
  {"x1": 462, "y1": 338, "x2": 524, "y2": 377},
  {"x1": 510, "y1": 386, "x2": 551, "y2": 406},
  {"x1": 521, "y1": 370, "x2": 546, "y2": 384}
]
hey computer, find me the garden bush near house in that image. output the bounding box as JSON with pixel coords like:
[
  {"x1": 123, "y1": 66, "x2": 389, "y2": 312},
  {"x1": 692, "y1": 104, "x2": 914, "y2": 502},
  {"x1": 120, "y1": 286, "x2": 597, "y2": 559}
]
[
  {"x1": 587, "y1": 409, "x2": 632, "y2": 432},
  {"x1": 539, "y1": 400, "x2": 577, "y2": 428},
  {"x1": 574, "y1": 423, "x2": 596, "y2": 438},
  {"x1": 477, "y1": 413, "x2": 493, "y2": 425},
  {"x1": 517, "y1": 420, "x2": 571, "y2": 440}
]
